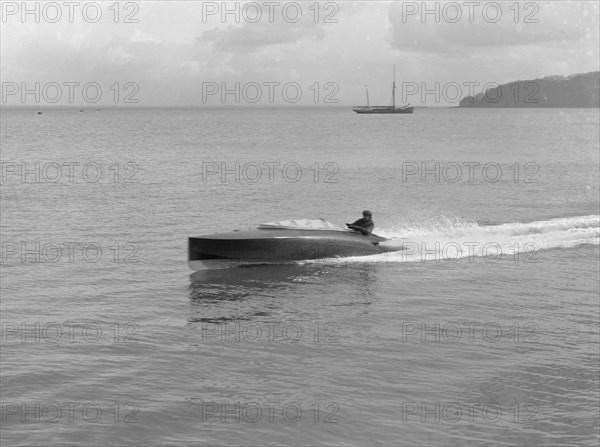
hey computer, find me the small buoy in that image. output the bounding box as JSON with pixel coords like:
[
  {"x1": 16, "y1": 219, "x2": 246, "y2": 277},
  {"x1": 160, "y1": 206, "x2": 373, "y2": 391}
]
[
  {"x1": 37, "y1": 111, "x2": 42, "y2": 115},
  {"x1": 80, "y1": 110, "x2": 84, "y2": 112}
]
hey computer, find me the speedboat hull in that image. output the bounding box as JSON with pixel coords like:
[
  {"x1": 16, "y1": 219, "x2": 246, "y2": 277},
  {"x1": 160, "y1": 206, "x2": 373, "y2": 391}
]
[{"x1": 188, "y1": 228, "x2": 391, "y2": 270}]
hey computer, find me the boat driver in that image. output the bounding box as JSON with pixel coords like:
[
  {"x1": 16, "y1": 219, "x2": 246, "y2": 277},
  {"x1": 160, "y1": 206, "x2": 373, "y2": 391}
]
[{"x1": 346, "y1": 210, "x2": 374, "y2": 235}]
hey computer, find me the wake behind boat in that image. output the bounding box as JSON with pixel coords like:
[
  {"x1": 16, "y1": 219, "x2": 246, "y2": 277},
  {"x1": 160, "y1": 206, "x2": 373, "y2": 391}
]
[{"x1": 188, "y1": 218, "x2": 397, "y2": 270}]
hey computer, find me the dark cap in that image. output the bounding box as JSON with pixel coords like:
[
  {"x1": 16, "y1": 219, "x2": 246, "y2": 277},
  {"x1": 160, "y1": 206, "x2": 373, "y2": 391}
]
[{"x1": 362, "y1": 210, "x2": 372, "y2": 216}]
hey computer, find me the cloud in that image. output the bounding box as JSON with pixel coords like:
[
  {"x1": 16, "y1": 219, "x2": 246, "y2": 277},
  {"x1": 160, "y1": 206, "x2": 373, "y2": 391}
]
[
  {"x1": 388, "y1": 1, "x2": 599, "y2": 54},
  {"x1": 0, "y1": 1, "x2": 597, "y2": 106},
  {"x1": 198, "y1": 19, "x2": 326, "y2": 53}
]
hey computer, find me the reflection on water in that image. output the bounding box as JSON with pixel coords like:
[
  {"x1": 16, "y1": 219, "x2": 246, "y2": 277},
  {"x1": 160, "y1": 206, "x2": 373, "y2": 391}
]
[
  {"x1": 188, "y1": 264, "x2": 324, "y2": 323},
  {"x1": 187, "y1": 263, "x2": 380, "y2": 324}
]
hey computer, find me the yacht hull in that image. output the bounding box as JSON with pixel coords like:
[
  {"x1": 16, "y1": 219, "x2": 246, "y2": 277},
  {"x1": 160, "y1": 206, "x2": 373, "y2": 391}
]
[{"x1": 353, "y1": 106, "x2": 414, "y2": 114}]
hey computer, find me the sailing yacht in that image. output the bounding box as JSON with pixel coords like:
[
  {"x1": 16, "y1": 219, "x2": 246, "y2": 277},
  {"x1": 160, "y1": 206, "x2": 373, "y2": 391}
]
[{"x1": 353, "y1": 65, "x2": 414, "y2": 114}]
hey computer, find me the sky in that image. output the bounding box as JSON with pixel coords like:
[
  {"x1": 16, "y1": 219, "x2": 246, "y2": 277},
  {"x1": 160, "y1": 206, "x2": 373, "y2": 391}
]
[{"x1": 1, "y1": 0, "x2": 599, "y2": 106}]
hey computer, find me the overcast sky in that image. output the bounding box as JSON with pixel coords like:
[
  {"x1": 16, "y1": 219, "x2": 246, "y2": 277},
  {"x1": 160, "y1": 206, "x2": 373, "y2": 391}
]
[{"x1": 1, "y1": 1, "x2": 598, "y2": 106}]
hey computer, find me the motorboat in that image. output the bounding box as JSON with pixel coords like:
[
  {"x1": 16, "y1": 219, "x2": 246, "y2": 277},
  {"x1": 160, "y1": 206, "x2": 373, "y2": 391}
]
[{"x1": 188, "y1": 218, "x2": 397, "y2": 270}]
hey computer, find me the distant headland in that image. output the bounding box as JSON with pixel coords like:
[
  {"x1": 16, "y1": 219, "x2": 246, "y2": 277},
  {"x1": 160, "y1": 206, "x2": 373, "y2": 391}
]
[{"x1": 459, "y1": 71, "x2": 600, "y2": 108}]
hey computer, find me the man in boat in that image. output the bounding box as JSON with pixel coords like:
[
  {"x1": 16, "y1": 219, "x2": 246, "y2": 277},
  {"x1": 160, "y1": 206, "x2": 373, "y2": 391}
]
[{"x1": 346, "y1": 210, "x2": 374, "y2": 235}]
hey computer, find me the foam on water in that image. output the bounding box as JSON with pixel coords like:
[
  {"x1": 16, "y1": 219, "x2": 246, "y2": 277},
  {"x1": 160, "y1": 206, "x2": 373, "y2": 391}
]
[{"x1": 307, "y1": 214, "x2": 600, "y2": 265}]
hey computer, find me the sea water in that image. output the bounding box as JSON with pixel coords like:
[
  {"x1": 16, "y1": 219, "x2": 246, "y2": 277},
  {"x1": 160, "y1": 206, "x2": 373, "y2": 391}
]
[{"x1": 1, "y1": 107, "x2": 598, "y2": 445}]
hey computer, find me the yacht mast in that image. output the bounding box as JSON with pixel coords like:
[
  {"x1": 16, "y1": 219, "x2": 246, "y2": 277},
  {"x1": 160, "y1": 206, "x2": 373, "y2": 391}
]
[
  {"x1": 392, "y1": 64, "x2": 396, "y2": 109},
  {"x1": 365, "y1": 85, "x2": 370, "y2": 108}
]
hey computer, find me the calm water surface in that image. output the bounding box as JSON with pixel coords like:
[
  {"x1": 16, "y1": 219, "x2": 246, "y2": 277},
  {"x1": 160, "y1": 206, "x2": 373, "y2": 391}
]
[{"x1": 1, "y1": 107, "x2": 599, "y2": 446}]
